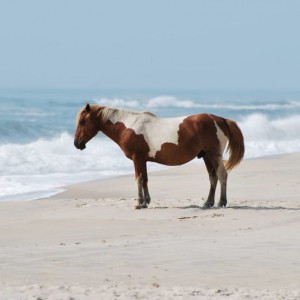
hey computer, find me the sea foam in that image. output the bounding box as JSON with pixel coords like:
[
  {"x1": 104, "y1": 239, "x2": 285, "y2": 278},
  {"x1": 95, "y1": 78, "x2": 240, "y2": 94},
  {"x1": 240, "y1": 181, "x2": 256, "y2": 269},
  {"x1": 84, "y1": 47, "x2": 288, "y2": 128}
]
[
  {"x1": 239, "y1": 113, "x2": 300, "y2": 158},
  {"x1": 0, "y1": 132, "x2": 132, "y2": 199}
]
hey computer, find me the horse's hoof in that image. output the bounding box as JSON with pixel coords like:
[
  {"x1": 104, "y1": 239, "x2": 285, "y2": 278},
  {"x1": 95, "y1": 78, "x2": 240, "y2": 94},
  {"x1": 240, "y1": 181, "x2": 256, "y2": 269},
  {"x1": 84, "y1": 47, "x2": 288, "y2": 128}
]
[
  {"x1": 202, "y1": 202, "x2": 214, "y2": 209},
  {"x1": 218, "y1": 204, "x2": 227, "y2": 208},
  {"x1": 141, "y1": 202, "x2": 148, "y2": 209},
  {"x1": 202, "y1": 205, "x2": 212, "y2": 209},
  {"x1": 134, "y1": 203, "x2": 148, "y2": 209},
  {"x1": 217, "y1": 200, "x2": 227, "y2": 208}
]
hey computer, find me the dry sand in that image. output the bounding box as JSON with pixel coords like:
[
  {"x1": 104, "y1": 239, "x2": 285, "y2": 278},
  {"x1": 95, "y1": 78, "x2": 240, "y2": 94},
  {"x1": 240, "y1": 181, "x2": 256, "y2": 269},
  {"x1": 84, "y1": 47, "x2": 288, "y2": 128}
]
[{"x1": 0, "y1": 153, "x2": 300, "y2": 299}]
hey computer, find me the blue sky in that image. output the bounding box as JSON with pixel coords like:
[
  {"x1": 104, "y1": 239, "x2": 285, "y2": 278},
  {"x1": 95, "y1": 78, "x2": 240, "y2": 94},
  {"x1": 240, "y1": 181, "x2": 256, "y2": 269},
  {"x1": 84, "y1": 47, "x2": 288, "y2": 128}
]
[{"x1": 0, "y1": 0, "x2": 300, "y2": 90}]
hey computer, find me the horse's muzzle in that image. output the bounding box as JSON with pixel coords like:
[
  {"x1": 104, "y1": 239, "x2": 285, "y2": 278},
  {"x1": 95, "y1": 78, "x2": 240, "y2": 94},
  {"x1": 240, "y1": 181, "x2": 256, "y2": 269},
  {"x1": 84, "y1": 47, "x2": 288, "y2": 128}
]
[{"x1": 74, "y1": 139, "x2": 86, "y2": 150}]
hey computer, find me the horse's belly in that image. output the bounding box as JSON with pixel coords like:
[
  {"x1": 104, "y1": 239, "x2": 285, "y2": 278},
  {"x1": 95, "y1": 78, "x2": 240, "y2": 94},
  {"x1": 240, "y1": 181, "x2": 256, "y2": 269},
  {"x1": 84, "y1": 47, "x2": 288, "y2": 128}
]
[{"x1": 149, "y1": 142, "x2": 199, "y2": 166}]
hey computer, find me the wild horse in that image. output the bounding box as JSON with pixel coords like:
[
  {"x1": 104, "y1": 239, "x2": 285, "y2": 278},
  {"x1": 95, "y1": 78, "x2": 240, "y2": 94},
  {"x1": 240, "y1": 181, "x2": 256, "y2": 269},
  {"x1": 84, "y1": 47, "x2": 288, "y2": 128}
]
[{"x1": 74, "y1": 104, "x2": 244, "y2": 209}]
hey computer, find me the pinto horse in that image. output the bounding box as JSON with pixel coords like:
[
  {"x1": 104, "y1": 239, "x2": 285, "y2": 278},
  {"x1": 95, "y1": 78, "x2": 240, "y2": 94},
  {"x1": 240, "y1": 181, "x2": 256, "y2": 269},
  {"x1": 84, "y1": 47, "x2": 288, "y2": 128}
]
[{"x1": 74, "y1": 104, "x2": 244, "y2": 209}]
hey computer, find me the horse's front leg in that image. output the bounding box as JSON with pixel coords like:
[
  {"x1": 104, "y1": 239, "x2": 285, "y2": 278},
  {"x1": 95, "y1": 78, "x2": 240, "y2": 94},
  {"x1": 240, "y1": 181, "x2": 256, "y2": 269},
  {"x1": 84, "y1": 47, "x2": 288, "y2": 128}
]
[
  {"x1": 133, "y1": 157, "x2": 151, "y2": 209},
  {"x1": 143, "y1": 184, "x2": 151, "y2": 205}
]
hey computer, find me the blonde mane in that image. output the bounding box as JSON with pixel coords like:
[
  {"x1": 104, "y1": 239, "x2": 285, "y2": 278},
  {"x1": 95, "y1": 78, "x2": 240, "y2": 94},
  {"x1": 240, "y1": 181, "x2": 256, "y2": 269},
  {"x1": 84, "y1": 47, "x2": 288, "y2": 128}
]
[
  {"x1": 98, "y1": 106, "x2": 157, "y2": 123},
  {"x1": 100, "y1": 106, "x2": 119, "y2": 122}
]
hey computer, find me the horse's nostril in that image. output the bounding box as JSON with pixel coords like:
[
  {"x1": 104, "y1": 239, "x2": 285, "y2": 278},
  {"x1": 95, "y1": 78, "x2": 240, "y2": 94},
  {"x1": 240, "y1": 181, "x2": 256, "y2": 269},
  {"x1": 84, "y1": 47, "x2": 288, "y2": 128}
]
[{"x1": 74, "y1": 139, "x2": 86, "y2": 150}]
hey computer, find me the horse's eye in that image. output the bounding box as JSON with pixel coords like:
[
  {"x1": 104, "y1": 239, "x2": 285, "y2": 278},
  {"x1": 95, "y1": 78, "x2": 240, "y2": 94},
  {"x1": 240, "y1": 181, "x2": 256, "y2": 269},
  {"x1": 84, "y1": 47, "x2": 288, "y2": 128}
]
[{"x1": 80, "y1": 119, "x2": 86, "y2": 126}]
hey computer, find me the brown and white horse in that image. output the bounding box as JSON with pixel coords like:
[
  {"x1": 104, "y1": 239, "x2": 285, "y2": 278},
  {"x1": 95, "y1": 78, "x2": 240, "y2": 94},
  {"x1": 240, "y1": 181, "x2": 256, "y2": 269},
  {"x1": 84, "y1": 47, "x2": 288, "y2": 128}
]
[{"x1": 74, "y1": 104, "x2": 244, "y2": 209}]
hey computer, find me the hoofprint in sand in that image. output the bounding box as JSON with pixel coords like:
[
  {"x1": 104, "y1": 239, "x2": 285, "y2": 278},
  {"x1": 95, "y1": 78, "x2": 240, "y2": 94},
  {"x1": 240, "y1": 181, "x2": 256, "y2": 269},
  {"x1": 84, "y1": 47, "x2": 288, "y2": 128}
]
[{"x1": 0, "y1": 153, "x2": 299, "y2": 299}]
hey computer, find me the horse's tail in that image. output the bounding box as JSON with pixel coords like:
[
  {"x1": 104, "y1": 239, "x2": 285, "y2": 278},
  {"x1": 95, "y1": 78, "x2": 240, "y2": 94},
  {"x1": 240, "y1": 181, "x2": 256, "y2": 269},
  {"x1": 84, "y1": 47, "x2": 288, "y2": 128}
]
[{"x1": 224, "y1": 119, "x2": 245, "y2": 171}]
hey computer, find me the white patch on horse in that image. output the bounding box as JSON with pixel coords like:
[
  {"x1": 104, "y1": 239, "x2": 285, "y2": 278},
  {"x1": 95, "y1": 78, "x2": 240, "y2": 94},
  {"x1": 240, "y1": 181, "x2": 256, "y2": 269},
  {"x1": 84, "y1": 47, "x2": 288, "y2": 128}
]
[
  {"x1": 106, "y1": 108, "x2": 185, "y2": 157},
  {"x1": 213, "y1": 120, "x2": 228, "y2": 155}
]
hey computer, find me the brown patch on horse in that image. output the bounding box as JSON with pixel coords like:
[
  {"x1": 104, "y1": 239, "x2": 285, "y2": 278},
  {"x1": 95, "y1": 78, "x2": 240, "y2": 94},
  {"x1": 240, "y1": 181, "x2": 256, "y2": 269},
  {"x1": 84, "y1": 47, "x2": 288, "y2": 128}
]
[
  {"x1": 151, "y1": 114, "x2": 221, "y2": 166},
  {"x1": 188, "y1": 114, "x2": 222, "y2": 156},
  {"x1": 103, "y1": 120, "x2": 151, "y2": 162}
]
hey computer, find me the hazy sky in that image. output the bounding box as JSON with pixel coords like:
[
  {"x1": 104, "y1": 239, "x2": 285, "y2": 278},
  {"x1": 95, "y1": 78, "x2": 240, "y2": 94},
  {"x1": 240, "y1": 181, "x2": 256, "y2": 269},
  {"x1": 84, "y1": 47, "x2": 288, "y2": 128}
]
[{"x1": 1, "y1": 0, "x2": 300, "y2": 90}]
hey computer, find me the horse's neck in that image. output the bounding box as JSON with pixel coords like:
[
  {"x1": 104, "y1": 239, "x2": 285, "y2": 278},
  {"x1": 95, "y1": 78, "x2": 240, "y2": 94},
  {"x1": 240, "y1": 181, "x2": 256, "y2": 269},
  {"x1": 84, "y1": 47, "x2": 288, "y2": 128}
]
[{"x1": 100, "y1": 107, "x2": 135, "y2": 142}]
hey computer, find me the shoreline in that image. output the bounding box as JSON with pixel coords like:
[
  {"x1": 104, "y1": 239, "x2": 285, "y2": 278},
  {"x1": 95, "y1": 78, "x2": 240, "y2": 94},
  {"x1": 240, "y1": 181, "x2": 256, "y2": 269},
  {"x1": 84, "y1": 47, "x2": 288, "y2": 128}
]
[{"x1": 0, "y1": 153, "x2": 300, "y2": 299}]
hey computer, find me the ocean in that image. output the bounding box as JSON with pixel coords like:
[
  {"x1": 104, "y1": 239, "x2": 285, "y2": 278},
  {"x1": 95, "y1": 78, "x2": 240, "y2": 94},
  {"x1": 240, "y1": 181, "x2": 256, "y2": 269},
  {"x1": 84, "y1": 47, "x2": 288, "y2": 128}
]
[{"x1": 1, "y1": 89, "x2": 300, "y2": 201}]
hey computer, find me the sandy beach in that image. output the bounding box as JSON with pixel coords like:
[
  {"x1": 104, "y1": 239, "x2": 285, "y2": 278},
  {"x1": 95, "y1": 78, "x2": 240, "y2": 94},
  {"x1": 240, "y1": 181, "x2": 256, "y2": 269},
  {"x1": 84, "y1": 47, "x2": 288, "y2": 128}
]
[{"x1": 0, "y1": 153, "x2": 300, "y2": 299}]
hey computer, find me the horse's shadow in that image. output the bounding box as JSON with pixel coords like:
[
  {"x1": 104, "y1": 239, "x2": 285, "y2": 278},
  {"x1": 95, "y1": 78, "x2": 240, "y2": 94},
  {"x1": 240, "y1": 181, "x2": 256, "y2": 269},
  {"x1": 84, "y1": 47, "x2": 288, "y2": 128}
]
[
  {"x1": 228, "y1": 205, "x2": 300, "y2": 211},
  {"x1": 151, "y1": 204, "x2": 202, "y2": 210},
  {"x1": 151, "y1": 204, "x2": 300, "y2": 211}
]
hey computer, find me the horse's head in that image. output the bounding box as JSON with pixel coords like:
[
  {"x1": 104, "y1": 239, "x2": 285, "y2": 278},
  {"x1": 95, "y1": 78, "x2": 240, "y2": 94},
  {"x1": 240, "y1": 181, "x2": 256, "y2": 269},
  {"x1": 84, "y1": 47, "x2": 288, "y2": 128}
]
[{"x1": 74, "y1": 103, "x2": 100, "y2": 150}]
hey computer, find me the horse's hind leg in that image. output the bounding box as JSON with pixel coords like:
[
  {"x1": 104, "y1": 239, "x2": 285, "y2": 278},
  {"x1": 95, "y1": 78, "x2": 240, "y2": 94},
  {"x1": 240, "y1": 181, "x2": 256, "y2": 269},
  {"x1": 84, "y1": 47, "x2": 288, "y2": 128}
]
[
  {"x1": 203, "y1": 155, "x2": 218, "y2": 208},
  {"x1": 203, "y1": 153, "x2": 228, "y2": 208},
  {"x1": 216, "y1": 160, "x2": 228, "y2": 207}
]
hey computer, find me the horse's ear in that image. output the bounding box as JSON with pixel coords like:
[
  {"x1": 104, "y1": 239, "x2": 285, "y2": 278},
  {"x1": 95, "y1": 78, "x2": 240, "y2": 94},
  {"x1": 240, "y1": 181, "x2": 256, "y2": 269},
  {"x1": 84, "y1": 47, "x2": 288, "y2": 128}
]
[{"x1": 85, "y1": 103, "x2": 91, "y2": 112}]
